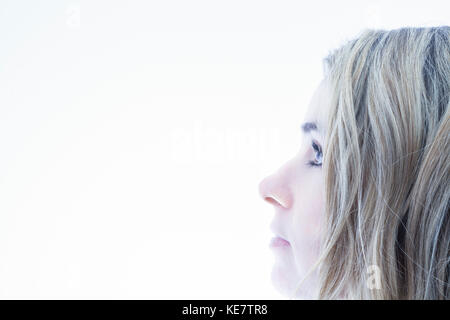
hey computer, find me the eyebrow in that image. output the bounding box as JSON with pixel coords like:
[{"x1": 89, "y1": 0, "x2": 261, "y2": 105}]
[{"x1": 301, "y1": 122, "x2": 318, "y2": 134}]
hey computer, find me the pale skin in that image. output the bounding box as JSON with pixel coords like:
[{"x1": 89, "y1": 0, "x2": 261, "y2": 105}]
[{"x1": 258, "y1": 79, "x2": 331, "y2": 299}]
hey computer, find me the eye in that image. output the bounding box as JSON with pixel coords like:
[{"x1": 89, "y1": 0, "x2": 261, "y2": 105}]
[{"x1": 307, "y1": 141, "x2": 322, "y2": 167}]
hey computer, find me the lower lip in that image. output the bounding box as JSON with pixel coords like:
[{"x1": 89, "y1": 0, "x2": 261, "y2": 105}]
[{"x1": 269, "y1": 236, "x2": 290, "y2": 248}]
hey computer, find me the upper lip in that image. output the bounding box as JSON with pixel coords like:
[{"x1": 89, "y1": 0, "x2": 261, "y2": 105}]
[{"x1": 270, "y1": 223, "x2": 289, "y2": 243}]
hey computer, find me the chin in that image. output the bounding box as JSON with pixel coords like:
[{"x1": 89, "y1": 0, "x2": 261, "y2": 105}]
[
  {"x1": 270, "y1": 261, "x2": 300, "y2": 298},
  {"x1": 271, "y1": 261, "x2": 318, "y2": 299}
]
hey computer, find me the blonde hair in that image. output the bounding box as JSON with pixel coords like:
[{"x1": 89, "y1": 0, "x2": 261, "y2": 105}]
[{"x1": 317, "y1": 26, "x2": 449, "y2": 299}]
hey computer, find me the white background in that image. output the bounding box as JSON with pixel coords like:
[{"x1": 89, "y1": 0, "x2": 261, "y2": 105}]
[{"x1": 0, "y1": 0, "x2": 448, "y2": 299}]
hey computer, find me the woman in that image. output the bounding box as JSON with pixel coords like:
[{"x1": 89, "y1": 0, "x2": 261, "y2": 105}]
[{"x1": 259, "y1": 26, "x2": 449, "y2": 299}]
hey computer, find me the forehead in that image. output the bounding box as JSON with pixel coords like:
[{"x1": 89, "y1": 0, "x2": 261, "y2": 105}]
[{"x1": 303, "y1": 79, "x2": 330, "y2": 139}]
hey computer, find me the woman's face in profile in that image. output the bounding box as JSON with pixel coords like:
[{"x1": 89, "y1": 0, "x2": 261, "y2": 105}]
[{"x1": 259, "y1": 80, "x2": 330, "y2": 298}]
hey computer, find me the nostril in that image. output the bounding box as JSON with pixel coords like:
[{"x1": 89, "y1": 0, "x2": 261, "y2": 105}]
[{"x1": 264, "y1": 196, "x2": 282, "y2": 207}]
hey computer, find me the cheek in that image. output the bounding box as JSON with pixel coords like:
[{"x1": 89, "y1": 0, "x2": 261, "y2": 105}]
[
  {"x1": 292, "y1": 193, "x2": 324, "y2": 245},
  {"x1": 305, "y1": 190, "x2": 325, "y2": 235},
  {"x1": 292, "y1": 176, "x2": 325, "y2": 237},
  {"x1": 290, "y1": 174, "x2": 325, "y2": 267}
]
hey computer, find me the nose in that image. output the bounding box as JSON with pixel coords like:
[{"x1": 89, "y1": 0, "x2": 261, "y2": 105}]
[{"x1": 258, "y1": 173, "x2": 293, "y2": 209}]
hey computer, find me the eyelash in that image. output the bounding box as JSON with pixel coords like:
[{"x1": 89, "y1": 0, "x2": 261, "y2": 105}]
[{"x1": 307, "y1": 141, "x2": 322, "y2": 168}]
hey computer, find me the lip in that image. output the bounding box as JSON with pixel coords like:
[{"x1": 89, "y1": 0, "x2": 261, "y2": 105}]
[
  {"x1": 269, "y1": 219, "x2": 290, "y2": 248},
  {"x1": 269, "y1": 236, "x2": 290, "y2": 248}
]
